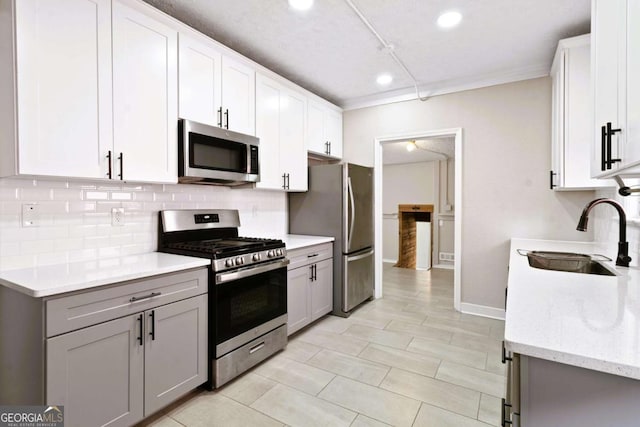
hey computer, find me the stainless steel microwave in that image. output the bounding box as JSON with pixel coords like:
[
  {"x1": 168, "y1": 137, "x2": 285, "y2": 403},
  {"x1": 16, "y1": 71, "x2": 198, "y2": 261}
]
[{"x1": 178, "y1": 119, "x2": 259, "y2": 186}]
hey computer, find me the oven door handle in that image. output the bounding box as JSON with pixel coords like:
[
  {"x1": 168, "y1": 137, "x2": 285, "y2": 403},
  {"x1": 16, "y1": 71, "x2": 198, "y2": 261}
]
[{"x1": 215, "y1": 259, "x2": 290, "y2": 285}]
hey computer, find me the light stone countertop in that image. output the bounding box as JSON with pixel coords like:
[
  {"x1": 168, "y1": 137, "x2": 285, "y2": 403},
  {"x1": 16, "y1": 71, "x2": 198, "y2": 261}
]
[
  {"x1": 505, "y1": 238, "x2": 640, "y2": 379},
  {"x1": 0, "y1": 252, "x2": 211, "y2": 298},
  {"x1": 280, "y1": 234, "x2": 335, "y2": 251}
]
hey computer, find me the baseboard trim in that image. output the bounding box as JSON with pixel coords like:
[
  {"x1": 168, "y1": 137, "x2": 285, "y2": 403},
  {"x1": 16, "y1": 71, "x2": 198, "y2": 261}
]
[
  {"x1": 460, "y1": 302, "x2": 505, "y2": 320},
  {"x1": 433, "y1": 264, "x2": 454, "y2": 270},
  {"x1": 382, "y1": 259, "x2": 397, "y2": 264}
]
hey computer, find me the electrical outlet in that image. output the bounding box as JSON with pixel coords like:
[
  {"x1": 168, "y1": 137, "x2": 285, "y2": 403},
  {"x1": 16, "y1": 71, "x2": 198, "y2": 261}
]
[
  {"x1": 22, "y1": 204, "x2": 38, "y2": 227},
  {"x1": 111, "y1": 207, "x2": 125, "y2": 226}
]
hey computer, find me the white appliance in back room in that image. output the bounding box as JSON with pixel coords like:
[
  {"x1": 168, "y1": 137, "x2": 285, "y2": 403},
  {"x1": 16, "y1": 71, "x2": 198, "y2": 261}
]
[{"x1": 288, "y1": 163, "x2": 374, "y2": 317}]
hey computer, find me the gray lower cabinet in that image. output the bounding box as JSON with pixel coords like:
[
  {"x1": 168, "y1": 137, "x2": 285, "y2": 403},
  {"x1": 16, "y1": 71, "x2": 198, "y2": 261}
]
[
  {"x1": 286, "y1": 243, "x2": 333, "y2": 335},
  {"x1": 501, "y1": 348, "x2": 640, "y2": 427},
  {"x1": 0, "y1": 267, "x2": 208, "y2": 427},
  {"x1": 144, "y1": 295, "x2": 207, "y2": 415},
  {"x1": 47, "y1": 314, "x2": 145, "y2": 427}
]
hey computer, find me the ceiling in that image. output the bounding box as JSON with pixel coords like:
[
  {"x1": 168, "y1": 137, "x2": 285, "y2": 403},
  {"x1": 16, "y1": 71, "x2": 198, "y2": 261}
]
[
  {"x1": 383, "y1": 137, "x2": 455, "y2": 165},
  {"x1": 143, "y1": 0, "x2": 590, "y2": 109}
]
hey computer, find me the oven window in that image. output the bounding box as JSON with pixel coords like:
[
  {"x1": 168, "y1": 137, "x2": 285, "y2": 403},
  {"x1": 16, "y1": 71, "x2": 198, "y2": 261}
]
[
  {"x1": 190, "y1": 132, "x2": 247, "y2": 172},
  {"x1": 215, "y1": 266, "x2": 287, "y2": 345}
]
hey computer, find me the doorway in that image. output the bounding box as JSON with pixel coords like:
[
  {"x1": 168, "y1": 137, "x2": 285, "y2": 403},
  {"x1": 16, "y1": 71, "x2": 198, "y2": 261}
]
[{"x1": 374, "y1": 128, "x2": 462, "y2": 311}]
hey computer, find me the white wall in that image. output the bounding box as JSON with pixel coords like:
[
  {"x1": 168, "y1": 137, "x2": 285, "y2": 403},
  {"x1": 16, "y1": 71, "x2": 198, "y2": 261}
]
[
  {"x1": 343, "y1": 77, "x2": 597, "y2": 310},
  {"x1": 382, "y1": 162, "x2": 436, "y2": 262},
  {"x1": 0, "y1": 177, "x2": 287, "y2": 270}
]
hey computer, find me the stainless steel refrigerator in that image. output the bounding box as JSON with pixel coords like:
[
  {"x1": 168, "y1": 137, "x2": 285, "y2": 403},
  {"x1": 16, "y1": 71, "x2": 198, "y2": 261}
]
[{"x1": 288, "y1": 163, "x2": 374, "y2": 317}]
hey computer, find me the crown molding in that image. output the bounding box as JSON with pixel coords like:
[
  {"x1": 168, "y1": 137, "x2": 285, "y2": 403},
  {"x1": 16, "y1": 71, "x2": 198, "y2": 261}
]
[{"x1": 340, "y1": 64, "x2": 551, "y2": 111}]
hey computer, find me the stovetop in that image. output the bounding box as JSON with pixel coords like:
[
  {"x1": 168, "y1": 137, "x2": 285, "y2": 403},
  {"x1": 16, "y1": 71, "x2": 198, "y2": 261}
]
[
  {"x1": 158, "y1": 210, "x2": 286, "y2": 272},
  {"x1": 164, "y1": 237, "x2": 284, "y2": 257}
]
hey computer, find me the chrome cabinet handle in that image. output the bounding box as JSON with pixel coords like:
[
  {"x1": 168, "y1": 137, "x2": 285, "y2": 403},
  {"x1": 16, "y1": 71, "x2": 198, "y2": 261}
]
[
  {"x1": 217, "y1": 107, "x2": 223, "y2": 127},
  {"x1": 224, "y1": 109, "x2": 229, "y2": 129}
]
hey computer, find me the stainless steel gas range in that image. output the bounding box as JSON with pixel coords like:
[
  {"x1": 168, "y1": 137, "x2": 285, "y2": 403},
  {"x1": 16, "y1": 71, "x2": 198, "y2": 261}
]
[{"x1": 158, "y1": 209, "x2": 288, "y2": 388}]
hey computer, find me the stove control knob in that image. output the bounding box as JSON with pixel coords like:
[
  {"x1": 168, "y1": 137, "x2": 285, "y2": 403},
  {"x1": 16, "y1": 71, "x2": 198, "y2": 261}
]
[
  {"x1": 267, "y1": 250, "x2": 275, "y2": 258},
  {"x1": 225, "y1": 259, "x2": 235, "y2": 268},
  {"x1": 235, "y1": 257, "x2": 244, "y2": 265},
  {"x1": 252, "y1": 254, "x2": 261, "y2": 262},
  {"x1": 276, "y1": 249, "x2": 283, "y2": 256}
]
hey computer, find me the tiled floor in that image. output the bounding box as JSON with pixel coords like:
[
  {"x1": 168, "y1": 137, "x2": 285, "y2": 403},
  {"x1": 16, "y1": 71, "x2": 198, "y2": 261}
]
[{"x1": 144, "y1": 264, "x2": 505, "y2": 427}]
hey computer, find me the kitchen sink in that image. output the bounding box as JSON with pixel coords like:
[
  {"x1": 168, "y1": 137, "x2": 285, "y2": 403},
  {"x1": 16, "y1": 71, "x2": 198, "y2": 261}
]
[{"x1": 518, "y1": 250, "x2": 617, "y2": 276}]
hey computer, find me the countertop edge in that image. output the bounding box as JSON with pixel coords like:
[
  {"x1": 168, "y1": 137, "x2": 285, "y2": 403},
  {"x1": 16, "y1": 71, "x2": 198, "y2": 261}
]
[
  {"x1": 0, "y1": 253, "x2": 211, "y2": 298},
  {"x1": 282, "y1": 234, "x2": 335, "y2": 251}
]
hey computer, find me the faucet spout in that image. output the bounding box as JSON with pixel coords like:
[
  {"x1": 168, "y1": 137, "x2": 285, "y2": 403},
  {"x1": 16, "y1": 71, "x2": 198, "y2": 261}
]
[{"x1": 576, "y1": 198, "x2": 631, "y2": 267}]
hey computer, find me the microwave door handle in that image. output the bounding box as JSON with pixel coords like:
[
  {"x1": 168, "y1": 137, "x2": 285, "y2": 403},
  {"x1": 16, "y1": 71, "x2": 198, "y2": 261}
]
[{"x1": 348, "y1": 176, "x2": 355, "y2": 250}]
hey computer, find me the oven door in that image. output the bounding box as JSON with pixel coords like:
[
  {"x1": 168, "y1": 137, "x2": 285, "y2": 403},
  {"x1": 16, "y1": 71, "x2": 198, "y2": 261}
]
[{"x1": 214, "y1": 259, "x2": 288, "y2": 356}]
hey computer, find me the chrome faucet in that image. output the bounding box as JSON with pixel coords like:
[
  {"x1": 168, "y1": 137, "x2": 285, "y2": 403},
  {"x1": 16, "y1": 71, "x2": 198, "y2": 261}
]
[{"x1": 576, "y1": 198, "x2": 632, "y2": 267}]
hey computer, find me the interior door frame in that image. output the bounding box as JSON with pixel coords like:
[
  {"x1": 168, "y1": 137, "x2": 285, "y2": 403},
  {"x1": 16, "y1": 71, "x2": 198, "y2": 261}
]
[{"x1": 374, "y1": 128, "x2": 463, "y2": 311}]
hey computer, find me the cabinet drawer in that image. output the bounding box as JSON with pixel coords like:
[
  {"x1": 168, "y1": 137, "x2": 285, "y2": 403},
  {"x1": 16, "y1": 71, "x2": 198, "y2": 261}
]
[
  {"x1": 46, "y1": 268, "x2": 207, "y2": 337},
  {"x1": 287, "y1": 243, "x2": 333, "y2": 270}
]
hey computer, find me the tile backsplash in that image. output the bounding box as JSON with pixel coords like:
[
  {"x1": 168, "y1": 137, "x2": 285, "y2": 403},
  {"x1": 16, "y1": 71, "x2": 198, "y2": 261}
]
[
  {"x1": 0, "y1": 177, "x2": 286, "y2": 270},
  {"x1": 594, "y1": 185, "x2": 640, "y2": 266}
]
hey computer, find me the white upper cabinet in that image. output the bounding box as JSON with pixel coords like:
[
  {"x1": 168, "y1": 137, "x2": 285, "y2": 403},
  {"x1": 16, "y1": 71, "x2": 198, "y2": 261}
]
[
  {"x1": 11, "y1": 0, "x2": 112, "y2": 179},
  {"x1": 255, "y1": 74, "x2": 307, "y2": 191},
  {"x1": 307, "y1": 100, "x2": 343, "y2": 158},
  {"x1": 178, "y1": 33, "x2": 255, "y2": 135},
  {"x1": 178, "y1": 34, "x2": 223, "y2": 127},
  {"x1": 550, "y1": 35, "x2": 609, "y2": 190},
  {"x1": 112, "y1": 0, "x2": 178, "y2": 183},
  {"x1": 221, "y1": 57, "x2": 256, "y2": 135},
  {"x1": 591, "y1": 0, "x2": 640, "y2": 178},
  {"x1": 1, "y1": 0, "x2": 178, "y2": 184}
]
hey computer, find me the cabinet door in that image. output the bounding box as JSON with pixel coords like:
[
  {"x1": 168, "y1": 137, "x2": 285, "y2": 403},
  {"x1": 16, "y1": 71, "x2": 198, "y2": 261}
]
[
  {"x1": 625, "y1": 0, "x2": 640, "y2": 167},
  {"x1": 112, "y1": 0, "x2": 178, "y2": 183},
  {"x1": 287, "y1": 266, "x2": 312, "y2": 336},
  {"x1": 178, "y1": 34, "x2": 222, "y2": 127},
  {"x1": 307, "y1": 101, "x2": 327, "y2": 154},
  {"x1": 221, "y1": 56, "x2": 255, "y2": 135},
  {"x1": 47, "y1": 314, "x2": 144, "y2": 427},
  {"x1": 255, "y1": 75, "x2": 283, "y2": 189},
  {"x1": 591, "y1": 0, "x2": 625, "y2": 177},
  {"x1": 311, "y1": 259, "x2": 333, "y2": 321},
  {"x1": 144, "y1": 295, "x2": 208, "y2": 416},
  {"x1": 325, "y1": 109, "x2": 343, "y2": 158},
  {"x1": 15, "y1": 0, "x2": 112, "y2": 179},
  {"x1": 280, "y1": 88, "x2": 308, "y2": 191}
]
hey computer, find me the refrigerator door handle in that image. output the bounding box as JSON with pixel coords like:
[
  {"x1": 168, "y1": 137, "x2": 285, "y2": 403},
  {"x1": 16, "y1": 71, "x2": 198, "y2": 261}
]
[
  {"x1": 348, "y1": 176, "x2": 355, "y2": 250},
  {"x1": 346, "y1": 249, "x2": 374, "y2": 262}
]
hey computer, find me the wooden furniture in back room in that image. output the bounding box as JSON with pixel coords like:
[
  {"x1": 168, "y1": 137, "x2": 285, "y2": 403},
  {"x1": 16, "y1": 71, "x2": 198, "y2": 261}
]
[{"x1": 395, "y1": 204, "x2": 434, "y2": 269}]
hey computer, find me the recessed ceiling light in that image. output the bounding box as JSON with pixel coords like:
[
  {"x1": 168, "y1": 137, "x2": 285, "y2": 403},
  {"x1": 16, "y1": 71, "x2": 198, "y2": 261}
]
[
  {"x1": 288, "y1": 0, "x2": 313, "y2": 11},
  {"x1": 437, "y1": 11, "x2": 462, "y2": 28},
  {"x1": 376, "y1": 74, "x2": 393, "y2": 86},
  {"x1": 406, "y1": 141, "x2": 417, "y2": 152}
]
